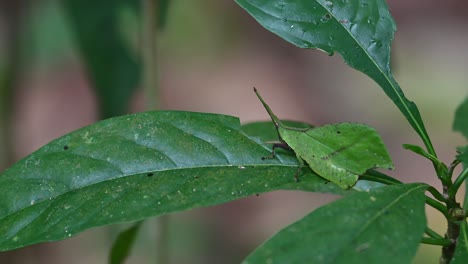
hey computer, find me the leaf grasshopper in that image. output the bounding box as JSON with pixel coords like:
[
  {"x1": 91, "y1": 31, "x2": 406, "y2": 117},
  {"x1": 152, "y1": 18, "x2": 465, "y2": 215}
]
[{"x1": 254, "y1": 87, "x2": 394, "y2": 189}]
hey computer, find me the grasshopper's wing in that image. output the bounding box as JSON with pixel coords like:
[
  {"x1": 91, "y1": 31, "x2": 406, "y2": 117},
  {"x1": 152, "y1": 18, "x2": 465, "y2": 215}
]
[{"x1": 279, "y1": 123, "x2": 393, "y2": 189}]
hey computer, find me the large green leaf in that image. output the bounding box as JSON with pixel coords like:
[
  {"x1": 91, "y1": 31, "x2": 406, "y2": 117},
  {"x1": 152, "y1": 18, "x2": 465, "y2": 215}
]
[
  {"x1": 62, "y1": 0, "x2": 140, "y2": 118},
  {"x1": 235, "y1": 0, "x2": 434, "y2": 155},
  {"x1": 454, "y1": 97, "x2": 468, "y2": 141},
  {"x1": 451, "y1": 220, "x2": 468, "y2": 264},
  {"x1": 243, "y1": 183, "x2": 427, "y2": 264},
  {"x1": 0, "y1": 111, "x2": 346, "y2": 251}
]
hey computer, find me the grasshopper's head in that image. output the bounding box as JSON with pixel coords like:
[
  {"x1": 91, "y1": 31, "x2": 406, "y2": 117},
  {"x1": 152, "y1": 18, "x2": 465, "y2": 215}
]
[{"x1": 253, "y1": 87, "x2": 283, "y2": 129}]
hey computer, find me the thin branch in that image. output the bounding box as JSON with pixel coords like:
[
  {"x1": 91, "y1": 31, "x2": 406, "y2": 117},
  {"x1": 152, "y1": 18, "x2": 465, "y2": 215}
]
[
  {"x1": 142, "y1": 0, "x2": 159, "y2": 110},
  {"x1": 421, "y1": 237, "x2": 452, "y2": 247},
  {"x1": 427, "y1": 186, "x2": 447, "y2": 203},
  {"x1": 425, "y1": 227, "x2": 444, "y2": 240},
  {"x1": 426, "y1": 196, "x2": 448, "y2": 218},
  {"x1": 449, "y1": 167, "x2": 468, "y2": 200}
]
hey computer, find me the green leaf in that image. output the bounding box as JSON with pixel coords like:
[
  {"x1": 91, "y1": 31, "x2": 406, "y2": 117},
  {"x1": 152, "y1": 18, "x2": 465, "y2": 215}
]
[
  {"x1": 459, "y1": 146, "x2": 468, "y2": 209},
  {"x1": 454, "y1": 96, "x2": 468, "y2": 141},
  {"x1": 403, "y1": 144, "x2": 447, "y2": 174},
  {"x1": 459, "y1": 146, "x2": 468, "y2": 168},
  {"x1": 62, "y1": 0, "x2": 140, "y2": 118},
  {"x1": 0, "y1": 111, "x2": 346, "y2": 251},
  {"x1": 242, "y1": 120, "x2": 313, "y2": 142},
  {"x1": 451, "y1": 220, "x2": 468, "y2": 264},
  {"x1": 235, "y1": 0, "x2": 434, "y2": 155},
  {"x1": 243, "y1": 183, "x2": 428, "y2": 264},
  {"x1": 109, "y1": 222, "x2": 142, "y2": 264}
]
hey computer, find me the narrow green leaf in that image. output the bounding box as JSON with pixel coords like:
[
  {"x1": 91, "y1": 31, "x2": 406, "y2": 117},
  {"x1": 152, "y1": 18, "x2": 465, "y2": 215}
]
[
  {"x1": 0, "y1": 111, "x2": 346, "y2": 251},
  {"x1": 243, "y1": 183, "x2": 428, "y2": 264},
  {"x1": 451, "y1": 220, "x2": 468, "y2": 264},
  {"x1": 453, "y1": 96, "x2": 468, "y2": 141},
  {"x1": 459, "y1": 146, "x2": 468, "y2": 209},
  {"x1": 109, "y1": 222, "x2": 142, "y2": 264},
  {"x1": 242, "y1": 120, "x2": 313, "y2": 142},
  {"x1": 235, "y1": 0, "x2": 434, "y2": 155},
  {"x1": 403, "y1": 144, "x2": 447, "y2": 174},
  {"x1": 62, "y1": 0, "x2": 140, "y2": 118}
]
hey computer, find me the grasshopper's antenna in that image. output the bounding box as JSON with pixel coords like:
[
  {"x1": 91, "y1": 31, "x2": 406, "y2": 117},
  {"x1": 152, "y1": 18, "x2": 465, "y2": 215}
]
[{"x1": 253, "y1": 87, "x2": 283, "y2": 129}]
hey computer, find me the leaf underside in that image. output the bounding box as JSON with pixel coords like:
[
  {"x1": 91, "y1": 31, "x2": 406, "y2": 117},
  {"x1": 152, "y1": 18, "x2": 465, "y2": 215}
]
[
  {"x1": 0, "y1": 111, "x2": 346, "y2": 251},
  {"x1": 235, "y1": 0, "x2": 433, "y2": 154},
  {"x1": 243, "y1": 183, "x2": 428, "y2": 264}
]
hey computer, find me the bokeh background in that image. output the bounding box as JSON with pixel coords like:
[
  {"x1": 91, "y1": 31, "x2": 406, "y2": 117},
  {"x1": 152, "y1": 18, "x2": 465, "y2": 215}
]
[{"x1": 0, "y1": 0, "x2": 467, "y2": 263}]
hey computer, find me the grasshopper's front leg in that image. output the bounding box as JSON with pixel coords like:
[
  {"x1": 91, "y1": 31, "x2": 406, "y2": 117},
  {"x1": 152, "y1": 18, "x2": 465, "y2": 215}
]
[{"x1": 262, "y1": 142, "x2": 292, "y2": 160}]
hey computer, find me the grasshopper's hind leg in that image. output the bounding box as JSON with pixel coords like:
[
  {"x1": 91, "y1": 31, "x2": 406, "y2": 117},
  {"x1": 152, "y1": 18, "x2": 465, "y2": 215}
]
[
  {"x1": 294, "y1": 154, "x2": 305, "y2": 182},
  {"x1": 262, "y1": 142, "x2": 292, "y2": 160}
]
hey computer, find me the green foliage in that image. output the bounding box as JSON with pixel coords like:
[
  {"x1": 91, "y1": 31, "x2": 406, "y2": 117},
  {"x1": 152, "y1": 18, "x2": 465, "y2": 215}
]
[
  {"x1": 403, "y1": 144, "x2": 447, "y2": 175},
  {"x1": 235, "y1": 0, "x2": 435, "y2": 155},
  {"x1": 0, "y1": 0, "x2": 467, "y2": 263},
  {"x1": 243, "y1": 184, "x2": 427, "y2": 264},
  {"x1": 0, "y1": 111, "x2": 345, "y2": 251},
  {"x1": 62, "y1": 0, "x2": 140, "y2": 118}
]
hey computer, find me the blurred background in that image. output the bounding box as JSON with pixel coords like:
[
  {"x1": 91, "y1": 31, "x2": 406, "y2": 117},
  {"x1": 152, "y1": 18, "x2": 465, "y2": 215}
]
[{"x1": 0, "y1": 0, "x2": 467, "y2": 263}]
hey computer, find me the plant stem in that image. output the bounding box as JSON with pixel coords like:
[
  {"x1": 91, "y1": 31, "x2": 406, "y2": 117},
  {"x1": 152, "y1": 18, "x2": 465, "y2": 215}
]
[
  {"x1": 440, "y1": 177, "x2": 464, "y2": 264},
  {"x1": 448, "y1": 167, "x2": 468, "y2": 200},
  {"x1": 426, "y1": 196, "x2": 448, "y2": 218},
  {"x1": 142, "y1": 0, "x2": 159, "y2": 111},
  {"x1": 425, "y1": 227, "x2": 444, "y2": 240},
  {"x1": 142, "y1": 1, "x2": 168, "y2": 263},
  {"x1": 0, "y1": 1, "x2": 23, "y2": 171},
  {"x1": 427, "y1": 186, "x2": 447, "y2": 203},
  {"x1": 421, "y1": 237, "x2": 452, "y2": 247}
]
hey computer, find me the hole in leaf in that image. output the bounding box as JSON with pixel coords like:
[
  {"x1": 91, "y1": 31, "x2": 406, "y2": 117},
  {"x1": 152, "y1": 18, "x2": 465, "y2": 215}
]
[
  {"x1": 63, "y1": 145, "x2": 69, "y2": 150},
  {"x1": 147, "y1": 173, "x2": 154, "y2": 177}
]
